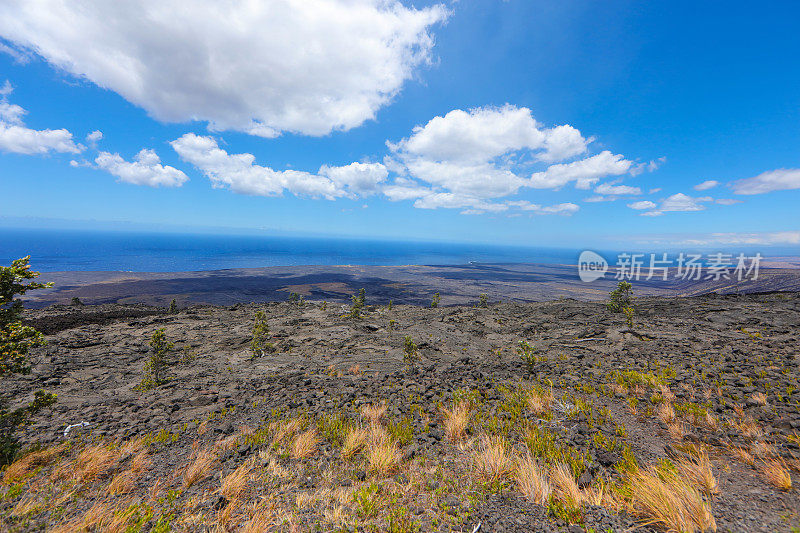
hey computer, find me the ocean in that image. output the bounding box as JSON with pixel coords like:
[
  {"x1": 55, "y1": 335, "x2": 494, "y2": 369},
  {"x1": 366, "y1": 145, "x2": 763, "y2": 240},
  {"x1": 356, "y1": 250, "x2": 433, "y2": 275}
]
[{"x1": 0, "y1": 228, "x2": 582, "y2": 272}]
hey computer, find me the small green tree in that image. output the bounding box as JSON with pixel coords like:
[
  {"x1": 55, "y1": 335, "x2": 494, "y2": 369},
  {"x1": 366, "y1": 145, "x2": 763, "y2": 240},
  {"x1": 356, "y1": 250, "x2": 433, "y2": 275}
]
[
  {"x1": 140, "y1": 328, "x2": 173, "y2": 389},
  {"x1": 430, "y1": 292, "x2": 441, "y2": 308},
  {"x1": 623, "y1": 306, "x2": 635, "y2": 329},
  {"x1": 1, "y1": 256, "x2": 56, "y2": 465},
  {"x1": 250, "y1": 311, "x2": 274, "y2": 356},
  {"x1": 169, "y1": 299, "x2": 178, "y2": 313},
  {"x1": 608, "y1": 281, "x2": 633, "y2": 313},
  {"x1": 70, "y1": 296, "x2": 83, "y2": 306},
  {"x1": 402, "y1": 336, "x2": 419, "y2": 366},
  {"x1": 349, "y1": 288, "x2": 366, "y2": 319},
  {"x1": 478, "y1": 293, "x2": 488, "y2": 308},
  {"x1": 517, "y1": 340, "x2": 540, "y2": 372},
  {"x1": 288, "y1": 292, "x2": 303, "y2": 305},
  {"x1": 388, "y1": 300, "x2": 393, "y2": 311}
]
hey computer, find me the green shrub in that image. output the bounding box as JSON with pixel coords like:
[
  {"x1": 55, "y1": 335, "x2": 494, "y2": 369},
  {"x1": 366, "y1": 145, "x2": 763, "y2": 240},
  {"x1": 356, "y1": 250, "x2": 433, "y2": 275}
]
[
  {"x1": 70, "y1": 296, "x2": 83, "y2": 306},
  {"x1": 478, "y1": 293, "x2": 488, "y2": 308},
  {"x1": 622, "y1": 306, "x2": 635, "y2": 328},
  {"x1": 288, "y1": 292, "x2": 305, "y2": 305},
  {"x1": 608, "y1": 281, "x2": 633, "y2": 313},
  {"x1": 349, "y1": 288, "x2": 366, "y2": 318},
  {"x1": 0, "y1": 256, "x2": 56, "y2": 465},
  {"x1": 140, "y1": 328, "x2": 173, "y2": 389},
  {"x1": 168, "y1": 299, "x2": 178, "y2": 313},
  {"x1": 250, "y1": 310, "x2": 274, "y2": 356},
  {"x1": 517, "y1": 340, "x2": 542, "y2": 372},
  {"x1": 430, "y1": 292, "x2": 440, "y2": 308},
  {"x1": 402, "y1": 336, "x2": 419, "y2": 365}
]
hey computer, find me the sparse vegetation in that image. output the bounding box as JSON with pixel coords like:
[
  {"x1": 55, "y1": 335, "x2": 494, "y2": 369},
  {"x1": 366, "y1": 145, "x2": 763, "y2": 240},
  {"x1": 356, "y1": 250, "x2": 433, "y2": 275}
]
[
  {"x1": 430, "y1": 292, "x2": 440, "y2": 308},
  {"x1": 139, "y1": 328, "x2": 173, "y2": 389},
  {"x1": 517, "y1": 340, "x2": 543, "y2": 372},
  {"x1": 3, "y1": 287, "x2": 797, "y2": 531},
  {"x1": 402, "y1": 335, "x2": 419, "y2": 365},
  {"x1": 608, "y1": 280, "x2": 633, "y2": 313},
  {"x1": 0, "y1": 256, "x2": 56, "y2": 465},
  {"x1": 349, "y1": 288, "x2": 366, "y2": 318},
  {"x1": 250, "y1": 310, "x2": 274, "y2": 356}
]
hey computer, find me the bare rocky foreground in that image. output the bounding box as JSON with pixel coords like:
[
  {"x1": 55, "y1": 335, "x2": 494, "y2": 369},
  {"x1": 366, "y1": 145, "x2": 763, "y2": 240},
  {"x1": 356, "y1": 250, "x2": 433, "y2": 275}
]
[{"x1": 3, "y1": 292, "x2": 800, "y2": 532}]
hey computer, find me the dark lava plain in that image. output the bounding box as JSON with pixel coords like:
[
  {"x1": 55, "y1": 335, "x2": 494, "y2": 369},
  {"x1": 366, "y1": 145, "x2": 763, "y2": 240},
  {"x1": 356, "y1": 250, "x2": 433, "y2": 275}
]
[{"x1": 3, "y1": 292, "x2": 800, "y2": 532}]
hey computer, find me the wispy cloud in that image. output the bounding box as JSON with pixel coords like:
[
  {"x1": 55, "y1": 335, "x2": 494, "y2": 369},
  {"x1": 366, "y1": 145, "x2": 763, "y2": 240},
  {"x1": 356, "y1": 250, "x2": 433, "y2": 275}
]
[
  {"x1": 0, "y1": 1, "x2": 448, "y2": 137},
  {"x1": 0, "y1": 80, "x2": 82, "y2": 155},
  {"x1": 731, "y1": 168, "x2": 800, "y2": 195}
]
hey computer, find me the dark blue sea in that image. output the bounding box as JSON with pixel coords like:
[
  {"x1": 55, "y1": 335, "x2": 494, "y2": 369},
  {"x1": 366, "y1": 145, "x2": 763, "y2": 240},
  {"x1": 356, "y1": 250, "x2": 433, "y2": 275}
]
[{"x1": 0, "y1": 228, "x2": 582, "y2": 272}]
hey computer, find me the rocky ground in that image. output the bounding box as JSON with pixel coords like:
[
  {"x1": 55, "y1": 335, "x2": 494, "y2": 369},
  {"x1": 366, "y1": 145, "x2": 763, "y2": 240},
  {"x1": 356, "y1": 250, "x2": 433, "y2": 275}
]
[{"x1": 2, "y1": 291, "x2": 800, "y2": 532}]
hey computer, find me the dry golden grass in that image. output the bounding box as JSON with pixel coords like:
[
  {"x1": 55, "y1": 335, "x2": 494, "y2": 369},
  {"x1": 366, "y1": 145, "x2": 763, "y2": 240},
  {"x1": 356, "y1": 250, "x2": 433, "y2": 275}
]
[
  {"x1": 75, "y1": 444, "x2": 119, "y2": 482},
  {"x1": 118, "y1": 437, "x2": 145, "y2": 459},
  {"x1": 349, "y1": 364, "x2": 361, "y2": 374},
  {"x1": 657, "y1": 402, "x2": 676, "y2": 424},
  {"x1": 676, "y1": 451, "x2": 718, "y2": 495},
  {"x1": 366, "y1": 438, "x2": 401, "y2": 476},
  {"x1": 514, "y1": 452, "x2": 551, "y2": 504},
  {"x1": 629, "y1": 467, "x2": 716, "y2": 533},
  {"x1": 360, "y1": 403, "x2": 387, "y2": 425},
  {"x1": 197, "y1": 419, "x2": 209, "y2": 435},
  {"x1": 667, "y1": 421, "x2": 686, "y2": 441},
  {"x1": 750, "y1": 392, "x2": 768, "y2": 406},
  {"x1": 761, "y1": 460, "x2": 792, "y2": 491},
  {"x1": 702, "y1": 412, "x2": 719, "y2": 430},
  {"x1": 736, "y1": 417, "x2": 764, "y2": 438},
  {"x1": 78, "y1": 499, "x2": 125, "y2": 531},
  {"x1": 215, "y1": 434, "x2": 240, "y2": 453},
  {"x1": 550, "y1": 463, "x2": 582, "y2": 504},
  {"x1": 183, "y1": 448, "x2": 219, "y2": 487},
  {"x1": 216, "y1": 496, "x2": 240, "y2": 530},
  {"x1": 730, "y1": 446, "x2": 755, "y2": 466},
  {"x1": 341, "y1": 426, "x2": 370, "y2": 459},
  {"x1": 220, "y1": 461, "x2": 254, "y2": 499},
  {"x1": 474, "y1": 435, "x2": 511, "y2": 483},
  {"x1": 660, "y1": 384, "x2": 676, "y2": 403},
  {"x1": 292, "y1": 428, "x2": 320, "y2": 459},
  {"x1": 242, "y1": 507, "x2": 277, "y2": 533},
  {"x1": 106, "y1": 470, "x2": 138, "y2": 495},
  {"x1": 751, "y1": 440, "x2": 777, "y2": 458},
  {"x1": 526, "y1": 389, "x2": 553, "y2": 417},
  {"x1": 272, "y1": 417, "x2": 303, "y2": 446},
  {"x1": 442, "y1": 401, "x2": 471, "y2": 443},
  {"x1": 131, "y1": 450, "x2": 151, "y2": 473},
  {"x1": 12, "y1": 496, "x2": 43, "y2": 517},
  {"x1": 2, "y1": 444, "x2": 65, "y2": 483}
]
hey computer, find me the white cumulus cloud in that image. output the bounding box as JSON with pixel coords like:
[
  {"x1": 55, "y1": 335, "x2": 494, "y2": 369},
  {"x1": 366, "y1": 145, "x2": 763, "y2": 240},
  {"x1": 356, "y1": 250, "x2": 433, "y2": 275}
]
[
  {"x1": 627, "y1": 200, "x2": 657, "y2": 210},
  {"x1": 731, "y1": 168, "x2": 800, "y2": 195},
  {"x1": 636, "y1": 193, "x2": 716, "y2": 217},
  {"x1": 95, "y1": 149, "x2": 188, "y2": 187},
  {"x1": 594, "y1": 183, "x2": 642, "y2": 196},
  {"x1": 529, "y1": 151, "x2": 632, "y2": 190},
  {"x1": 693, "y1": 179, "x2": 719, "y2": 191},
  {"x1": 86, "y1": 130, "x2": 103, "y2": 143},
  {"x1": 0, "y1": 80, "x2": 82, "y2": 155},
  {"x1": 383, "y1": 105, "x2": 642, "y2": 213},
  {"x1": 0, "y1": 0, "x2": 447, "y2": 137},
  {"x1": 171, "y1": 133, "x2": 386, "y2": 200}
]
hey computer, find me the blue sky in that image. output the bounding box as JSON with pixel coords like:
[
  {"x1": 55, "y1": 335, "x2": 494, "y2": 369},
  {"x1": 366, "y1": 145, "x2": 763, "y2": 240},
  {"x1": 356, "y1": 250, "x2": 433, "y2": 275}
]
[{"x1": 0, "y1": 0, "x2": 798, "y2": 249}]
